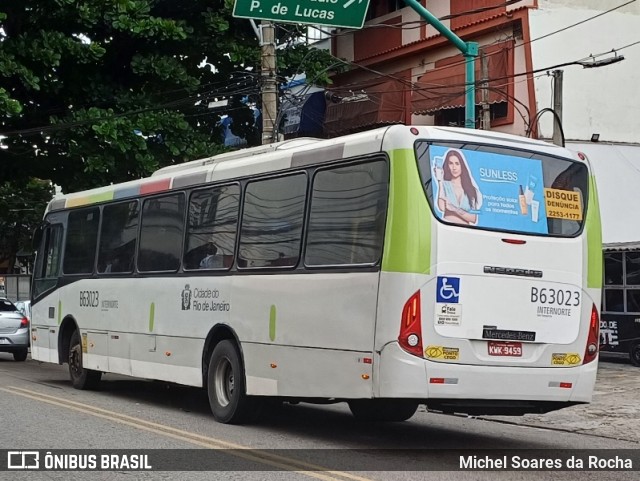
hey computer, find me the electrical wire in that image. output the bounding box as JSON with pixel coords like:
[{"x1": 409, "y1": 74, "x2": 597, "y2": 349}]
[
  {"x1": 304, "y1": 0, "x2": 524, "y2": 38},
  {"x1": 0, "y1": 78, "x2": 262, "y2": 137},
  {"x1": 323, "y1": 0, "x2": 636, "y2": 85},
  {"x1": 3, "y1": 2, "x2": 637, "y2": 140}
]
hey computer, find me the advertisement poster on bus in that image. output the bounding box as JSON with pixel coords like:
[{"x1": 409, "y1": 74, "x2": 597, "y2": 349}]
[{"x1": 430, "y1": 146, "x2": 548, "y2": 234}]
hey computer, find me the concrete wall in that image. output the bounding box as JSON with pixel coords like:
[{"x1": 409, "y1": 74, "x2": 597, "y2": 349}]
[{"x1": 529, "y1": 0, "x2": 640, "y2": 142}]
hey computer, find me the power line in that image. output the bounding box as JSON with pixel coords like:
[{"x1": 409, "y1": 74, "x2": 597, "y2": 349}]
[
  {"x1": 528, "y1": 0, "x2": 636, "y2": 47},
  {"x1": 331, "y1": 34, "x2": 637, "y2": 100},
  {"x1": 0, "y1": 80, "x2": 261, "y2": 137},
  {"x1": 322, "y1": 0, "x2": 636, "y2": 87},
  {"x1": 303, "y1": 1, "x2": 524, "y2": 39},
  {"x1": 5, "y1": 3, "x2": 637, "y2": 140}
]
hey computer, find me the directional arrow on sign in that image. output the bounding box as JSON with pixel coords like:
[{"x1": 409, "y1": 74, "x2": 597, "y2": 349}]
[
  {"x1": 343, "y1": 0, "x2": 364, "y2": 8},
  {"x1": 233, "y1": 0, "x2": 371, "y2": 30}
]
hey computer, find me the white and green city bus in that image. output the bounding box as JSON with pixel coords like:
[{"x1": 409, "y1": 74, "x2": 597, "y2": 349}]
[{"x1": 31, "y1": 125, "x2": 602, "y2": 423}]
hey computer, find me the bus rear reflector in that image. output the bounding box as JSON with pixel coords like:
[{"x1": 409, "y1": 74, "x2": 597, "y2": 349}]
[
  {"x1": 398, "y1": 291, "x2": 423, "y2": 357},
  {"x1": 501, "y1": 238, "x2": 526, "y2": 245},
  {"x1": 583, "y1": 303, "x2": 599, "y2": 364}
]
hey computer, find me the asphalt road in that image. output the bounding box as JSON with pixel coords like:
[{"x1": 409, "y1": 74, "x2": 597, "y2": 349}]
[{"x1": 0, "y1": 355, "x2": 638, "y2": 481}]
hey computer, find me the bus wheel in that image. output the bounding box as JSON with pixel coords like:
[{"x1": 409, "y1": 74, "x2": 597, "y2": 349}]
[
  {"x1": 207, "y1": 340, "x2": 258, "y2": 424},
  {"x1": 630, "y1": 341, "x2": 640, "y2": 367},
  {"x1": 68, "y1": 330, "x2": 102, "y2": 390},
  {"x1": 13, "y1": 348, "x2": 28, "y2": 362},
  {"x1": 348, "y1": 399, "x2": 419, "y2": 422}
]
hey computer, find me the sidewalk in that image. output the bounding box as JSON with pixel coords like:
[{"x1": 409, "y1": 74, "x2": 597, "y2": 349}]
[{"x1": 489, "y1": 358, "x2": 640, "y2": 443}]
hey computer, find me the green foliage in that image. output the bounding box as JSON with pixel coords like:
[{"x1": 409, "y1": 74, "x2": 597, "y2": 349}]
[
  {"x1": 0, "y1": 1, "x2": 334, "y2": 187},
  {"x1": 0, "y1": 1, "x2": 336, "y2": 265},
  {"x1": 0, "y1": 88, "x2": 22, "y2": 115}
]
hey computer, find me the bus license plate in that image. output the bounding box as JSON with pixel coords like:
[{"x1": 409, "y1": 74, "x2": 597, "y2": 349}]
[{"x1": 488, "y1": 341, "x2": 522, "y2": 357}]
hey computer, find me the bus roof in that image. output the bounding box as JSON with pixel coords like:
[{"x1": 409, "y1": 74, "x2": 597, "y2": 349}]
[{"x1": 46, "y1": 125, "x2": 588, "y2": 213}]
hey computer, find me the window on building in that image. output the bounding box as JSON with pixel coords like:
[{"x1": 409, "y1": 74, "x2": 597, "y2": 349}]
[
  {"x1": 625, "y1": 252, "x2": 640, "y2": 285},
  {"x1": 98, "y1": 201, "x2": 139, "y2": 274},
  {"x1": 365, "y1": 0, "x2": 403, "y2": 21},
  {"x1": 238, "y1": 174, "x2": 307, "y2": 268},
  {"x1": 603, "y1": 251, "x2": 640, "y2": 313},
  {"x1": 184, "y1": 184, "x2": 240, "y2": 270},
  {"x1": 63, "y1": 208, "x2": 100, "y2": 275},
  {"x1": 138, "y1": 193, "x2": 185, "y2": 272},
  {"x1": 413, "y1": 42, "x2": 513, "y2": 127},
  {"x1": 305, "y1": 160, "x2": 389, "y2": 266}
]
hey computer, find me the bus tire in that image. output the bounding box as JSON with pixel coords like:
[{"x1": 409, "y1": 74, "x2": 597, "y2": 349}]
[
  {"x1": 68, "y1": 330, "x2": 102, "y2": 390},
  {"x1": 13, "y1": 348, "x2": 28, "y2": 362},
  {"x1": 630, "y1": 341, "x2": 640, "y2": 367},
  {"x1": 348, "y1": 399, "x2": 419, "y2": 422},
  {"x1": 207, "y1": 340, "x2": 259, "y2": 424}
]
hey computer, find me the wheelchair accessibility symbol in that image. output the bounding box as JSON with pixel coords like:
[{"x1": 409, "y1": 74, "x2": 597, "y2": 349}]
[{"x1": 436, "y1": 276, "x2": 460, "y2": 303}]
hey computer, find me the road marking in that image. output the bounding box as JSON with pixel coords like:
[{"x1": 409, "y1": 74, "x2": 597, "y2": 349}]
[{"x1": 2, "y1": 386, "x2": 374, "y2": 481}]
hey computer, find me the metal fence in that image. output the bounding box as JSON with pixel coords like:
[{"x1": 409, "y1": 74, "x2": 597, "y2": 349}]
[{"x1": 0, "y1": 274, "x2": 31, "y2": 301}]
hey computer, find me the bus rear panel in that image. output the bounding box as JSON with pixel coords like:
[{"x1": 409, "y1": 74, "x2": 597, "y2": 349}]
[{"x1": 375, "y1": 127, "x2": 602, "y2": 415}]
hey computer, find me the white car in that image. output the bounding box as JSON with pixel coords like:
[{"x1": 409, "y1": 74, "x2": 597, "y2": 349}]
[{"x1": 14, "y1": 300, "x2": 31, "y2": 320}]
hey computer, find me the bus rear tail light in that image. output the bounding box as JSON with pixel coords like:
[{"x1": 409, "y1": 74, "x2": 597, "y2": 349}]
[
  {"x1": 583, "y1": 303, "x2": 599, "y2": 364},
  {"x1": 399, "y1": 291, "x2": 423, "y2": 357}
]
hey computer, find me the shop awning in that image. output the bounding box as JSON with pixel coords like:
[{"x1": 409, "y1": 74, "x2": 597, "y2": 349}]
[
  {"x1": 603, "y1": 241, "x2": 640, "y2": 252},
  {"x1": 281, "y1": 91, "x2": 326, "y2": 138},
  {"x1": 324, "y1": 78, "x2": 406, "y2": 137},
  {"x1": 412, "y1": 42, "x2": 512, "y2": 114}
]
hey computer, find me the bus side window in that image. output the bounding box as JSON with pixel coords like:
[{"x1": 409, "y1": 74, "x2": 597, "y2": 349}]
[
  {"x1": 305, "y1": 160, "x2": 388, "y2": 267},
  {"x1": 184, "y1": 184, "x2": 240, "y2": 271},
  {"x1": 33, "y1": 224, "x2": 63, "y2": 297},
  {"x1": 138, "y1": 193, "x2": 185, "y2": 273},
  {"x1": 63, "y1": 208, "x2": 100, "y2": 275},
  {"x1": 98, "y1": 201, "x2": 139, "y2": 274},
  {"x1": 238, "y1": 174, "x2": 307, "y2": 269}
]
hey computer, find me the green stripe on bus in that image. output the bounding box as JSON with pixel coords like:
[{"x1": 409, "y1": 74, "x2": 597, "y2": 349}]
[
  {"x1": 382, "y1": 148, "x2": 431, "y2": 274},
  {"x1": 269, "y1": 305, "x2": 276, "y2": 342},
  {"x1": 66, "y1": 191, "x2": 114, "y2": 208},
  {"x1": 57, "y1": 300, "x2": 62, "y2": 325},
  {"x1": 586, "y1": 175, "x2": 603, "y2": 289},
  {"x1": 149, "y1": 302, "x2": 155, "y2": 332}
]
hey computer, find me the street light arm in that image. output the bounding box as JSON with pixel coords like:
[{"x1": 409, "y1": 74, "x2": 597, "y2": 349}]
[
  {"x1": 577, "y1": 55, "x2": 625, "y2": 68},
  {"x1": 402, "y1": 0, "x2": 470, "y2": 54}
]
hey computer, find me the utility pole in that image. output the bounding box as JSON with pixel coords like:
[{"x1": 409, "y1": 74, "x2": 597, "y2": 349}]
[
  {"x1": 480, "y1": 51, "x2": 491, "y2": 130},
  {"x1": 261, "y1": 21, "x2": 277, "y2": 145},
  {"x1": 552, "y1": 69, "x2": 563, "y2": 147}
]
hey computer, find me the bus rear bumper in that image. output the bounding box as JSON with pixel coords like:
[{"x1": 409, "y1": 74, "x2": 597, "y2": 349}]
[{"x1": 378, "y1": 343, "x2": 597, "y2": 411}]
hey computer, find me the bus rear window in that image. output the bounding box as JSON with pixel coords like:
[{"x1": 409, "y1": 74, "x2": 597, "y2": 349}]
[{"x1": 415, "y1": 141, "x2": 589, "y2": 237}]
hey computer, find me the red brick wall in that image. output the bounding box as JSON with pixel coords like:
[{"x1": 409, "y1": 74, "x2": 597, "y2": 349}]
[
  {"x1": 354, "y1": 15, "x2": 403, "y2": 61},
  {"x1": 450, "y1": 0, "x2": 507, "y2": 30}
]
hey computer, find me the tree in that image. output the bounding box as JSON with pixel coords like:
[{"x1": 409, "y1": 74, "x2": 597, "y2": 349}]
[
  {"x1": 0, "y1": 0, "x2": 336, "y2": 267},
  {"x1": 0, "y1": 0, "x2": 335, "y2": 191},
  {"x1": 0, "y1": 179, "x2": 54, "y2": 271}
]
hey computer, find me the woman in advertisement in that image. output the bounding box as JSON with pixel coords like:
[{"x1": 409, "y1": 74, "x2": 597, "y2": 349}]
[{"x1": 435, "y1": 149, "x2": 482, "y2": 225}]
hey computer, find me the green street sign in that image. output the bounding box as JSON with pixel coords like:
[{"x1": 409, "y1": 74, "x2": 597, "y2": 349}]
[{"x1": 233, "y1": 0, "x2": 370, "y2": 29}]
